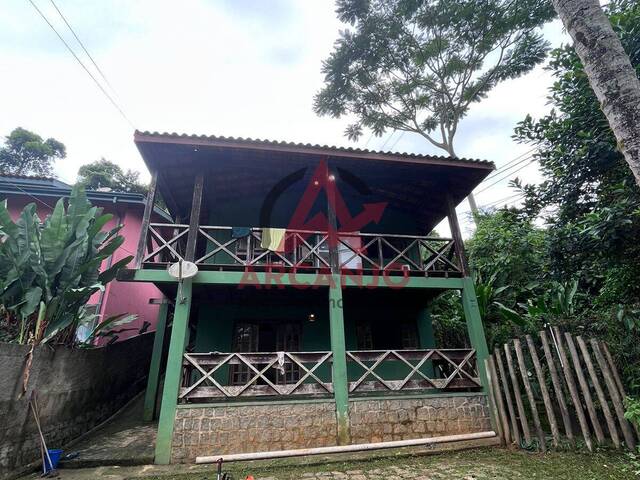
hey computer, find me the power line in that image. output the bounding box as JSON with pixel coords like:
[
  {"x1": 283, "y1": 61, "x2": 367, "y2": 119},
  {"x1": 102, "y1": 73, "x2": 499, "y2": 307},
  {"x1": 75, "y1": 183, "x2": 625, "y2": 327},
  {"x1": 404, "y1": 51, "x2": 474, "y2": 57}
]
[
  {"x1": 475, "y1": 157, "x2": 536, "y2": 194},
  {"x1": 485, "y1": 147, "x2": 537, "y2": 180},
  {"x1": 388, "y1": 131, "x2": 406, "y2": 151},
  {"x1": 48, "y1": 0, "x2": 116, "y2": 93},
  {"x1": 458, "y1": 192, "x2": 525, "y2": 216},
  {"x1": 483, "y1": 192, "x2": 525, "y2": 208},
  {"x1": 363, "y1": 132, "x2": 374, "y2": 149},
  {"x1": 27, "y1": 0, "x2": 136, "y2": 129},
  {"x1": 482, "y1": 154, "x2": 535, "y2": 184},
  {"x1": 379, "y1": 131, "x2": 395, "y2": 150}
]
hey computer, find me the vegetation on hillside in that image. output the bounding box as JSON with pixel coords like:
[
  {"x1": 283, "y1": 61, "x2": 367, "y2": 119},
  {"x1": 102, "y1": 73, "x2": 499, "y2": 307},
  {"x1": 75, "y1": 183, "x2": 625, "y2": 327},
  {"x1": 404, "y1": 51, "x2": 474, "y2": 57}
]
[{"x1": 432, "y1": 0, "x2": 640, "y2": 395}]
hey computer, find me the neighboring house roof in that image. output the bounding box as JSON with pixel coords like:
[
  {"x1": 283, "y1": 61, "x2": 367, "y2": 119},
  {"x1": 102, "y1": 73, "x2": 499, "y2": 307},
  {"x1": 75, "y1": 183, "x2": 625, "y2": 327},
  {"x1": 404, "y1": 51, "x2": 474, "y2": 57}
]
[{"x1": 0, "y1": 173, "x2": 171, "y2": 219}]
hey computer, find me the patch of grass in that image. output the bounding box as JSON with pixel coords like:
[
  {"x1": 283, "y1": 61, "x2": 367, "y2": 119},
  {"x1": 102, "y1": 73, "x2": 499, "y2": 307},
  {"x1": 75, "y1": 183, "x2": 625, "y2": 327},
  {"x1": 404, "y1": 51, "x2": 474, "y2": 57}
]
[{"x1": 140, "y1": 447, "x2": 637, "y2": 480}]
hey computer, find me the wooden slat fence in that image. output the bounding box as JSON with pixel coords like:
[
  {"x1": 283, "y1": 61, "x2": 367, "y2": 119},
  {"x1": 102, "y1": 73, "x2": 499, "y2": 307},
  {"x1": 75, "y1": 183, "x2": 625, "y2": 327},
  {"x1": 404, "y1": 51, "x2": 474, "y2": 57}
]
[{"x1": 485, "y1": 328, "x2": 637, "y2": 451}]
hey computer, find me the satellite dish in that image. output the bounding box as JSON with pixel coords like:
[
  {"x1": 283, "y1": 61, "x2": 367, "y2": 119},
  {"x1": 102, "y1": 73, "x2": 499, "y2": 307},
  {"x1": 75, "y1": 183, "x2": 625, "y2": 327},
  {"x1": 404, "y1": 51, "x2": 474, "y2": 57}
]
[{"x1": 168, "y1": 260, "x2": 198, "y2": 280}]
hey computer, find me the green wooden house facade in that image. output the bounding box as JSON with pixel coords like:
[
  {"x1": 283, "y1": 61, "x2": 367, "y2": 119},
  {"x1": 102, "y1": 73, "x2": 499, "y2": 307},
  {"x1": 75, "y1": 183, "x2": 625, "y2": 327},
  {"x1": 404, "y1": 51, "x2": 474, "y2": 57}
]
[{"x1": 120, "y1": 131, "x2": 497, "y2": 463}]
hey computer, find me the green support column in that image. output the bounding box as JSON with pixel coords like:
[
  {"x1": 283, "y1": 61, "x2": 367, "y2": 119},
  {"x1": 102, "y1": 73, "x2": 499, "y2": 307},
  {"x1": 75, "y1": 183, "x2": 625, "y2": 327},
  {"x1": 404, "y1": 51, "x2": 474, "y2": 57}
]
[
  {"x1": 143, "y1": 301, "x2": 169, "y2": 422},
  {"x1": 154, "y1": 280, "x2": 193, "y2": 464},
  {"x1": 461, "y1": 276, "x2": 490, "y2": 392},
  {"x1": 329, "y1": 278, "x2": 351, "y2": 445}
]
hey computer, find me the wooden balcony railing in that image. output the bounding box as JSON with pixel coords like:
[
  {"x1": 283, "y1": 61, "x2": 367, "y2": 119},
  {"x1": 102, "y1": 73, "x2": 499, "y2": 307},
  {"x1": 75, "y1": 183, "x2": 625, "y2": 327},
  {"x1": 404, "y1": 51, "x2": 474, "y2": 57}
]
[
  {"x1": 178, "y1": 349, "x2": 480, "y2": 402},
  {"x1": 140, "y1": 224, "x2": 463, "y2": 277}
]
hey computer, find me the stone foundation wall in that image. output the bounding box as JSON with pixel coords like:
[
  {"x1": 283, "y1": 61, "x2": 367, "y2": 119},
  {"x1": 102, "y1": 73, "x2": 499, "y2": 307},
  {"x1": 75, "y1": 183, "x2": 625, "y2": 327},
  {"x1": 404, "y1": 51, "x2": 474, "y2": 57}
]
[
  {"x1": 349, "y1": 395, "x2": 491, "y2": 444},
  {"x1": 171, "y1": 402, "x2": 337, "y2": 463},
  {"x1": 171, "y1": 394, "x2": 490, "y2": 463}
]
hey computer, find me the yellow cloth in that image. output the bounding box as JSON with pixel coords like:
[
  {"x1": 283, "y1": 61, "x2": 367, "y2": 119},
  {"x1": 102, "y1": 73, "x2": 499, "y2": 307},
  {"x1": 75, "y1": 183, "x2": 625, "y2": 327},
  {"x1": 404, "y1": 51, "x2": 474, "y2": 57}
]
[{"x1": 261, "y1": 228, "x2": 286, "y2": 252}]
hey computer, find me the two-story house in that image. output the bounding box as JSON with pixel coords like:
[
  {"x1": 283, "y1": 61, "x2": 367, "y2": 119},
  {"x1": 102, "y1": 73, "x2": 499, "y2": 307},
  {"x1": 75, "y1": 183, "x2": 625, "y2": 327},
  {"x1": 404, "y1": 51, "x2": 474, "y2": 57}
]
[{"x1": 122, "y1": 131, "x2": 497, "y2": 464}]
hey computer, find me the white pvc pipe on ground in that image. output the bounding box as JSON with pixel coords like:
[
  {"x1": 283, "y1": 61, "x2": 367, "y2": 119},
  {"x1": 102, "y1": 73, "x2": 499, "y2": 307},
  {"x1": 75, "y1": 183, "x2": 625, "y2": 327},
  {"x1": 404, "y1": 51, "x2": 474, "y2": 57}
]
[{"x1": 196, "y1": 430, "x2": 497, "y2": 464}]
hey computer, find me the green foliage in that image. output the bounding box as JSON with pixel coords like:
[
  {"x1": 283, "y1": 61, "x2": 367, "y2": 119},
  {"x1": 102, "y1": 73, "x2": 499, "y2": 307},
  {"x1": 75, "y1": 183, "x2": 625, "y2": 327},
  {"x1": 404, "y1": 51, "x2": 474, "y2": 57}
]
[
  {"x1": 514, "y1": 0, "x2": 640, "y2": 298},
  {"x1": 467, "y1": 209, "x2": 547, "y2": 297},
  {"x1": 0, "y1": 184, "x2": 133, "y2": 346},
  {"x1": 315, "y1": 0, "x2": 555, "y2": 154},
  {"x1": 0, "y1": 127, "x2": 66, "y2": 176},
  {"x1": 77, "y1": 158, "x2": 147, "y2": 194}
]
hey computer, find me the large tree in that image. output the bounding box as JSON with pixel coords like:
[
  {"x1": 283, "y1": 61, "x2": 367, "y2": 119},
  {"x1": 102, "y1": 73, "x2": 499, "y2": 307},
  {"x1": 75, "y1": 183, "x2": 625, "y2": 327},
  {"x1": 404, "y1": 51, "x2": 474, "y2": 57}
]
[
  {"x1": 314, "y1": 0, "x2": 555, "y2": 157},
  {"x1": 0, "y1": 127, "x2": 66, "y2": 176},
  {"x1": 551, "y1": 0, "x2": 640, "y2": 186},
  {"x1": 515, "y1": 0, "x2": 640, "y2": 302},
  {"x1": 77, "y1": 158, "x2": 147, "y2": 194}
]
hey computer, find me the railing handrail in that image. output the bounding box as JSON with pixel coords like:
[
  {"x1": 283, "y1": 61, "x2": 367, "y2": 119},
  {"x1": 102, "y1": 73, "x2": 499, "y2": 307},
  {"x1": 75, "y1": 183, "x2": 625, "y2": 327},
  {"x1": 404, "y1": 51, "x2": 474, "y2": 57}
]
[
  {"x1": 197, "y1": 224, "x2": 453, "y2": 242},
  {"x1": 149, "y1": 222, "x2": 189, "y2": 228}
]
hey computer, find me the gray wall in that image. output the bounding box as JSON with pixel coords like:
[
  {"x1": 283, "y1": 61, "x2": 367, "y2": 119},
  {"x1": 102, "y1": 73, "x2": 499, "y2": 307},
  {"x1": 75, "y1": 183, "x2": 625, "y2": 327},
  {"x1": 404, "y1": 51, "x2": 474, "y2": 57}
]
[{"x1": 0, "y1": 333, "x2": 153, "y2": 479}]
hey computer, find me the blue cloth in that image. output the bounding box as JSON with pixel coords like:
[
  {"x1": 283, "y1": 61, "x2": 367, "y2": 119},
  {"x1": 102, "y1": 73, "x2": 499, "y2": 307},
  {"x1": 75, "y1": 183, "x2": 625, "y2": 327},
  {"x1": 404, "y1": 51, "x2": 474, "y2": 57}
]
[{"x1": 231, "y1": 226, "x2": 251, "y2": 238}]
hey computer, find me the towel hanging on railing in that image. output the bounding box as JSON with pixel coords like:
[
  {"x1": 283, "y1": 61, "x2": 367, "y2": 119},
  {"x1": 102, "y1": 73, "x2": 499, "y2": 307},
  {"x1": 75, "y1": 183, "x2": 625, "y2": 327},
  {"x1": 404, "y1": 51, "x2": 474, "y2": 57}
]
[{"x1": 261, "y1": 228, "x2": 286, "y2": 252}]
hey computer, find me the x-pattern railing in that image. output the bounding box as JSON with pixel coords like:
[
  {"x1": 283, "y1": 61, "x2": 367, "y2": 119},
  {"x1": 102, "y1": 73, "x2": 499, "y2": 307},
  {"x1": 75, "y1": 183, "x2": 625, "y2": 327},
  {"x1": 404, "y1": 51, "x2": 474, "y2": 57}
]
[
  {"x1": 179, "y1": 351, "x2": 334, "y2": 400},
  {"x1": 346, "y1": 349, "x2": 481, "y2": 393},
  {"x1": 140, "y1": 224, "x2": 462, "y2": 276},
  {"x1": 178, "y1": 349, "x2": 480, "y2": 402},
  {"x1": 142, "y1": 223, "x2": 189, "y2": 265}
]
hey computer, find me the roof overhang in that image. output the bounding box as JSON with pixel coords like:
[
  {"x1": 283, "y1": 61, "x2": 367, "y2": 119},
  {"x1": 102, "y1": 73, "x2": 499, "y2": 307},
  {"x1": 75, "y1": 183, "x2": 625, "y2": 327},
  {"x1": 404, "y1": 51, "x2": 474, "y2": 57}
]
[{"x1": 134, "y1": 131, "x2": 495, "y2": 234}]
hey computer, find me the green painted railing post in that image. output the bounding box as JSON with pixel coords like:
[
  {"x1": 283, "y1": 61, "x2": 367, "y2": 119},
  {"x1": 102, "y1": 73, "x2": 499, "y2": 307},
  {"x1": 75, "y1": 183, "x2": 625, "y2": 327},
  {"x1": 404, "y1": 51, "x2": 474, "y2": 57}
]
[
  {"x1": 143, "y1": 301, "x2": 169, "y2": 422},
  {"x1": 329, "y1": 277, "x2": 350, "y2": 445},
  {"x1": 461, "y1": 276, "x2": 490, "y2": 392},
  {"x1": 154, "y1": 280, "x2": 192, "y2": 464}
]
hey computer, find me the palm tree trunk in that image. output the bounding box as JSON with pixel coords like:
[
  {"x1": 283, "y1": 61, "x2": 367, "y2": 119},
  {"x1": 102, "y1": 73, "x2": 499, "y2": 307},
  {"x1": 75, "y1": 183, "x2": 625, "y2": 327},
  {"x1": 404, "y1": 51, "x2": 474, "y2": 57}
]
[{"x1": 551, "y1": 0, "x2": 640, "y2": 186}]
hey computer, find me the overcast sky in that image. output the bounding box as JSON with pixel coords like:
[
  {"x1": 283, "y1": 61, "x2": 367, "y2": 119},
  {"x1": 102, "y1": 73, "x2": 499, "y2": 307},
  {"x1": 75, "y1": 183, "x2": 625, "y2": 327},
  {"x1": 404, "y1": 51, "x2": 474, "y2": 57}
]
[{"x1": 1, "y1": 0, "x2": 568, "y2": 235}]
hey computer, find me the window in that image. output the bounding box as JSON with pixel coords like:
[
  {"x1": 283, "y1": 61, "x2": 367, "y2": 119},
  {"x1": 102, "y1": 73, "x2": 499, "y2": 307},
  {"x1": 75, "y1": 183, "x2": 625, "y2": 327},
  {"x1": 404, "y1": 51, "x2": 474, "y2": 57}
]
[
  {"x1": 356, "y1": 322, "x2": 374, "y2": 349},
  {"x1": 401, "y1": 321, "x2": 419, "y2": 349},
  {"x1": 229, "y1": 322, "x2": 259, "y2": 385},
  {"x1": 355, "y1": 319, "x2": 419, "y2": 350}
]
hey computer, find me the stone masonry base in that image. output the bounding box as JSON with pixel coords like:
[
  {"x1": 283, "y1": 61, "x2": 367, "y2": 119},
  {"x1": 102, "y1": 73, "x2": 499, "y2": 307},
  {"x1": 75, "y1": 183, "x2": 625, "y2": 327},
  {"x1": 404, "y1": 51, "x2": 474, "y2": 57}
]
[{"x1": 171, "y1": 394, "x2": 491, "y2": 463}]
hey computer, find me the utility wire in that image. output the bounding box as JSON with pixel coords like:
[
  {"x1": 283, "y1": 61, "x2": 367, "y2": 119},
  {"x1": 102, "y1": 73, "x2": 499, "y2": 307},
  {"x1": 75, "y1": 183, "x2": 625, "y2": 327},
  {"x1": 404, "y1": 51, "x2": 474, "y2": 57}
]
[
  {"x1": 363, "y1": 132, "x2": 374, "y2": 149},
  {"x1": 48, "y1": 0, "x2": 116, "y2": 93},
  {"x1": 379, "y1": 131, "x2": 395, "y2": 150},
  {"x1": 483, "y1": 192, "x2": 525, "y2": 208},
  {"x1": 484, "y1": 147, "x2": 537, "y2": 180},
  {"x1": 27, "y1": 0, "x2": 136, "y2": 129},
  {"x1": 458, "y1": 192, "x2": 525, "y2": 215},
  {"x1": 481, "y1": 154, "x2": 535, "y2": 185},
  {"x1": 388, "y1": 131, "x2": 406, "y2": 151},
  {"x1": 475, "y1": 157, "x2": 536, "y2": 194}
]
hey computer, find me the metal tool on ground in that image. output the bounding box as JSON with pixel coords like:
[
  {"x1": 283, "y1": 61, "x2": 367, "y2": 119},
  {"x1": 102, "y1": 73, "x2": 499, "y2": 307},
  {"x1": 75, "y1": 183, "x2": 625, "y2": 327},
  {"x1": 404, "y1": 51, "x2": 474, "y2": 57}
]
[
  {"x1": 29, "y1": 392, "x2": 59, "y2": 477},
  {"x1": 215, "y1": 457, "x2": 231, "y2": 480}
]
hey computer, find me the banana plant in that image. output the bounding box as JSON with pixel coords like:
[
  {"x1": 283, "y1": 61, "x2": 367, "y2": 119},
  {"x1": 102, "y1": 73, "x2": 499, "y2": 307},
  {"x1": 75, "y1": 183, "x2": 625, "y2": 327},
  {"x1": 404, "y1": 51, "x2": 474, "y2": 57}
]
[{"x1": 0, "y1": 185, "x2": 133, "y2": 347}]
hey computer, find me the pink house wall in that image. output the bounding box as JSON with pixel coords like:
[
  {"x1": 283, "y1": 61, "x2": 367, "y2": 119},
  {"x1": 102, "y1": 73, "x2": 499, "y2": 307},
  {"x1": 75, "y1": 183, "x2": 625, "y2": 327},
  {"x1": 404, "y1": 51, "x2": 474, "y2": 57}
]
[{"x1": 4, "y1": 193, "x2": 166, "y2": 343}]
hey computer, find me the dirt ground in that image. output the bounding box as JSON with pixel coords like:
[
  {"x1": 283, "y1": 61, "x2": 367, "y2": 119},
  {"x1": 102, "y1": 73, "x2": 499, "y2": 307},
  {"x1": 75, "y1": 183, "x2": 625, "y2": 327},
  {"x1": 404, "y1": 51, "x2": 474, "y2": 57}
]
[{"x1": 19, "y1": 447, "x2": 637, "y2": 480}]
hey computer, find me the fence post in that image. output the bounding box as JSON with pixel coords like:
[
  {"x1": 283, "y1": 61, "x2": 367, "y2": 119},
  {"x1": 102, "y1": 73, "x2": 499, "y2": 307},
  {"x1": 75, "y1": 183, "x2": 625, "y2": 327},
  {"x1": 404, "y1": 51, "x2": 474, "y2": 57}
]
[
  {"x1": 495, "y1": 348, "x2": 521, "y2": 445},
  {"x1": 591, "y1": 339, "x2": 636, "y2": 449},
  {"x1": 514, "y1": 339, "x2": 546, "y2": 451},
  {"x1": 553, "y1": 327, "x2": 593, "y2": 451},
  {"x1": 526, "y1": 334, "x2": 561, "y2": 447},
  {"x1": 577, "y1": 336, "x2": 620, "y2": 448},
  {"x1": 540, "y1": 330, "x2": 575, "y2": 445}
]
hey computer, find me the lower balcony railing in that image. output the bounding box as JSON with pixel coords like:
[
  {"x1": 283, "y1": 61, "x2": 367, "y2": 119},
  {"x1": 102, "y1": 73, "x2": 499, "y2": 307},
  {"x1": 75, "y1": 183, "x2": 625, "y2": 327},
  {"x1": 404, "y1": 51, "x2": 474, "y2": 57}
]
[
  {"x1": 179, "y1": 349, "x2": 480, "y2": 402},
  {"x1": 141, "y1": 224, "x2": 462, "y2": 277}
]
